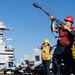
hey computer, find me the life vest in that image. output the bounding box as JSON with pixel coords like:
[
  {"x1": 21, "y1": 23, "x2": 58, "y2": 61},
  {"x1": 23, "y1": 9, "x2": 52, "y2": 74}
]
[
  {"x1": 28, "y1": 64, "x2": 32, "y2": 68},
  {"x1": 71, "y1": 41, "x2": 75, "y2": 59},
  {"x1": 41, "y1": 45, "x2": 51, "y2": 60},
  {"x1": 57, "y1": 27, "x2": 74, "y2": 46},
  {"x1": 71, "y1": 36, "x2": 75, "y2": 59}
]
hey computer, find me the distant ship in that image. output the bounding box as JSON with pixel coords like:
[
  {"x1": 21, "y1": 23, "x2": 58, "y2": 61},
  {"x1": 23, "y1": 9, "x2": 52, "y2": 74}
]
[{"x1": 0, "y1": 20, "x2": 15, "y2": 73}]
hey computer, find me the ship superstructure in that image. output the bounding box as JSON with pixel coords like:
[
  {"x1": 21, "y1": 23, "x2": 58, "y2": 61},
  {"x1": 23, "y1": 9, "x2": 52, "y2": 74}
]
[{"x1": 0, "y1": 20, "x2": 15, "y2": 71}]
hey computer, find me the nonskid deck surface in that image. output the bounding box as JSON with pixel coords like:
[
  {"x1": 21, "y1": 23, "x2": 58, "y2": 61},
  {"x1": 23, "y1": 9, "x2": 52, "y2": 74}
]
[{"x1": 0, "y1": 73, "x2": 74, "y2": 75}]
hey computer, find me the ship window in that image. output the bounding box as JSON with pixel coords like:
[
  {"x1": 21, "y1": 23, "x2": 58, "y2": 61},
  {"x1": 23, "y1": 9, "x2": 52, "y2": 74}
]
[
  {"x1": 5, "y1": 50, "x2": 14, "y2": 52},
  {"x1": 8, "y1": 62, "x2": 13, "y2": 67},
  {"x1": 9, "y1": 56, "x2": 14, "y2": 58},
  {"x1": 25, "y1": 60, "x2": 29, "y2": 65},
  {"x1": 35, "y1": 55, "x2": 40, "y2": 61},
  {"x1": 0, "y1": 63, "x2": 5, "y2": 65},
  {"x1": 0, "y1": 53, "x2": 13, "y2": 55}
]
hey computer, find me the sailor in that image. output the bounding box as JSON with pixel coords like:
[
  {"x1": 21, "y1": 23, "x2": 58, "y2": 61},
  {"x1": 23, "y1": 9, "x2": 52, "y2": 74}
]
[
  {"x1": 71, "y1": 41, "x2": 75, "y2": 74},
  {"x1": 38, "y1": 39, "x2": 53, "y2": 75},
  {"x1": 50, "y1": 15, "x2": 75, "y2": 75}
]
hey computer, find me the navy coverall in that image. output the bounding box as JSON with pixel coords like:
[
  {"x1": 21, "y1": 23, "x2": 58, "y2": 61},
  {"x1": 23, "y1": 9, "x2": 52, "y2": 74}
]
[{"x1": 53, "y1": 45, "x2": 73, "y2": 75}]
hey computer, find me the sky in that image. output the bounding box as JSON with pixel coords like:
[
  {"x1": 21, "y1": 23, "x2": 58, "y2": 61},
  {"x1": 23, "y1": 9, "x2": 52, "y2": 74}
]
[{"x1": 0, "y1": 0, "x2": 75, "y2": 64}]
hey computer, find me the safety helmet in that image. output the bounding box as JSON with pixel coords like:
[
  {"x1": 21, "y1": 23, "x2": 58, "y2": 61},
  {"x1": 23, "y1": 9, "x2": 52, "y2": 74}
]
[
  {"x1": 64, "y1": 16, "x2": 74, "y2": 23},
  {"x1": 44, "y1": 39, "x2": 50, "y2": 44}
]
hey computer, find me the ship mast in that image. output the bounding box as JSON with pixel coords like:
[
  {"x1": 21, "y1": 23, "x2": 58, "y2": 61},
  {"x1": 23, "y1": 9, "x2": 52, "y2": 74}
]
[
  {"x1": 0, "y1": 20, "x2": 15, "y2": 62},
  {"x1": 0, "y1": 21, "x2": 15, "y2": 43}
]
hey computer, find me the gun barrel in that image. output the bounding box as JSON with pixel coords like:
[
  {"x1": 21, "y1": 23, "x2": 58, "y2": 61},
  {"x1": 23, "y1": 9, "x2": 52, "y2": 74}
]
[
  {"x1": 33, "y1": 3, "x2": 38, "y2": 8},
  {"x1": 54, "y1": 17, "x2": 65, "y2": 25},
  {"x1": 33, "y1": 2, "x2": 42, "y2": 9},
  {"x1": 33, "y1": 2, "x2": 65, "y2": 26}
]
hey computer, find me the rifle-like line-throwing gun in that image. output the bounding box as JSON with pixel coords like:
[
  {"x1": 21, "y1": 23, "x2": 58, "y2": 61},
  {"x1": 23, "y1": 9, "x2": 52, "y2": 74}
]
[{"x1": 33, "y1": 2, "x2": 65, "y2": 26}]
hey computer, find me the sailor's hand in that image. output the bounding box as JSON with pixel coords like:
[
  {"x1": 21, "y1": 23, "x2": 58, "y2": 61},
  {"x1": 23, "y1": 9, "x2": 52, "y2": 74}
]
[
  {"x1": 38, "y1": 45, "x2": 42, "y2": 49},
  {"x1": 63, "y1": 25, "x2": 72, "y2": 32},
  {"x1": 49, "y1": 15, "x2": 54, "y2": 20},
  {"x1": 63, "y1": 25, "x2": 69, "y2": 30}
]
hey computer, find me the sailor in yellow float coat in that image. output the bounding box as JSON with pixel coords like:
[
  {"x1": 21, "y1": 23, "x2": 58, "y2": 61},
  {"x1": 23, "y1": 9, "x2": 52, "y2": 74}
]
[
  {"x1": 71, "y1": 41, "x2": 75, "y2": 59},
  {"x1": 38, "y1": 39, "x2": 53, "y2": 75},
  {"x1": 71, "y1": 41, "x2": 75, "y2": 74}
]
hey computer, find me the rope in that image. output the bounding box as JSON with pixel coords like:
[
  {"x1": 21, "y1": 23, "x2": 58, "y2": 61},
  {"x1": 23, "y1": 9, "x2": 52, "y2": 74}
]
[{"x1": 34, "y1": 0, "x2": 66, "y2": 16}]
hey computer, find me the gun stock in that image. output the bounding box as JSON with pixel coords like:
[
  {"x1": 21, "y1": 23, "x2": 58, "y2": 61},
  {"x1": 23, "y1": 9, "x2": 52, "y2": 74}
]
[{"x1": 33, "y1": 2, "x2": 65, "y2": 26}]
